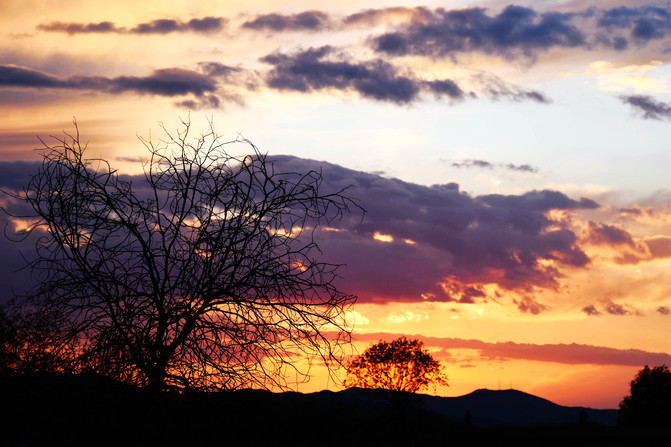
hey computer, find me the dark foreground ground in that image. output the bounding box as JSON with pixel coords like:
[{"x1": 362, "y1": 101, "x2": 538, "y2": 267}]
[{"x1": 1, "y1": 373, "x2": 668, "y2": 447}]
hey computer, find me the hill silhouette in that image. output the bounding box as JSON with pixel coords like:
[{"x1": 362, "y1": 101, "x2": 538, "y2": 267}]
[
  {"x1": 2, "y1": 373, "x2": 665, "y2": 447},
  {"x1": 276, "y1": 387, "x2": 618, "y2": 426},
  {"x1": 421, "y1": 388, "x2": 618, "y2": 426}
]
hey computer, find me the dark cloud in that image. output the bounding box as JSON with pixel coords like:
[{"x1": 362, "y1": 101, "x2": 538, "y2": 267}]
[
  {"x1": 37, "y1": 21, "x2": 119, "y2": 34},
  {"x1": 451, "y1": 158, "x2": 540, "y2": 173},
  {"x1": 452, "y1": 159, "x2": 495, "y2": 169},
  {"x1": 261, "y1": 46, "x2": 464, "y2": 104},
  {"x1": 582, "y1": 305, "x2": 602, "y2": 316},
  {"x1": 37, "y1": 17, "x2": 226, "y2": 35},
  {"x1": 657, "y1": 306, "x2": 670, "y2": 315},
  {"x1": 604, "y1": 299, "x2": 632, "y2": 316},
  {"x1": 516, "y1": 296, "x2": 548, "y2": 314},
  {"x1": 0, "y1": 156, "x2": 600, "y2": 309},
  {"x1": 0, "y1": 64, "x2": 218, "y2": 98},
  {"x1": 197, "y1": 62, "x2": 242, "y2": 78},
  {"x1": 186, "y1": 17, "x2": 226, "y2": 33},
  {"x1": 356, "y1": 332, "x2": 671, "y2": 367},
  {"x1": 619, "y1": 94, "x2": 671, "y2": 120},
  {"x1": 265, "y1": 156, "x2": 598, "y2": 305},
  {"x1": 596, "y1": 6, "x2": 671, "y2": 42},
  {"x1": 471, "y1": 72, "x2": 551, "y2": 103},
  {"x1": 174, "y1": 94, "x2": 222, "y2": 110},
  {"x1": 0, "y1": 161, "x2": 41, "y2": 192},
  {"x1": 423, "y1": 79, "x2": 467, "y2": 100},
  {"x1": 366, "y1": 5, "x2": 671, "y2": 60},
  {"x1": 109, "y1": 68, "x2": 218, "y2": 96},
  {"x1": 131, "y1": 17, "x2": 225, "y2": 34},
  {"x1": 645, "y1": 236, "x2": 671, "y2": 259},
  {"x1": 584, "y1": 221, "x2": 636, "y2": 246},
  {"x1": 242, "y1": 11, "x2": 331, "y2": 32},
  {"x1": 372, "y1": 5, "x2": 584, "y2": 60},
  {"x1": 506, "y1": 163, "x2": 538, "y2": 173}
]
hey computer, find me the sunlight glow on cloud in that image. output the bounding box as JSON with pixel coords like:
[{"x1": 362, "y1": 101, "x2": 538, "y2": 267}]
[
  {"x1": 386, "y1": 311, "x2": 428, "y2": 324},
  {"x1": 372, "y1": 231, "x2": 394, "y2": 243},
  {"x1": 587, "y1": 60, "x2": 669, "y2": 93}
]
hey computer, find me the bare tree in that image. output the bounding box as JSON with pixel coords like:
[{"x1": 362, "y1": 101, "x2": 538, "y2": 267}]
[{"x1": 3, "y1": 119, "x2": 361, "y2": 392}]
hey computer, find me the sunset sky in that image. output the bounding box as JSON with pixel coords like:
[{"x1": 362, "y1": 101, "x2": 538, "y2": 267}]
[{"x1": 2, "y1": 0, "x2": 671, "y2": 409}]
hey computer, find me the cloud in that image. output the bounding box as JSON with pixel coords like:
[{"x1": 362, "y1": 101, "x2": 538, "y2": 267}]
[
  {"x1": 355, "y1": 332, "x2": 671, "y2": 367},
  {"x1": 584, "y1": 299, "x2": 640, "y2": 316},
  {"x1": 37, "y1": 17, "x2": 226, "y2": 35},
  {"x1": 265, "y1": 156, "x2": 598, "y2": 305},
  {"x1": 583, "y1": 221, "x2": 636, "y2": 246},
  {"x1": 366, "y1": 5, "x2": 671, "y2": 62},
  {"x1": 242, "y1": 11, "x2": 331, "y2": 32},
  {"x1": 582, "y1": 221, "x2": 671, "y2": 265},
  {"x1": 261, "y1": 46, "x2": 465, "y2": 104},
  {"x1": 37, "y1": 21, "x2": 119, "y2": 34},
  {"x1": 604, "y1": 299, "x2": 631, "y2": 315},
  {"x1": 471, "y1": 72, "x2": 551, "y2": 103},
  {"x1": 452, "y1": 159, "x2": 495, "y2": 169},
  {"x1": 372, "y1": 5, "x2": 584, "y2": 60},
  {"x1": 515, "y1": 296, "x2": 549, "y2": 315},
  {"x1": 0, "y1": 64, "x2": 225, "y2": 102},
  {"x1": 596, "y1": 6, "x2": 671, "y2": 42},
  {"x1": 657, "y1": 306, "x2": 670, "y2": 315},
  {"x1": 645, "y1": 236, "x2": 671, "y2": 259},
  {"x1": 0, "y1": 156, "x2": 601, "y2": 309},
  {"x1": 507, "y1": 163, "x2": 538, "y2": 173},
  {"x1": 343, "y1": 7, "x2": 433, "y2": 27},
  {"x1": 451, "y1": 158, "x2": 540, "y2": 173},
  {"x1": 619, "y1": 94, "x2": 671, "y2": 119},
  {"x1": 582, "y1": 305, "x2": 602, "y2": 316}
]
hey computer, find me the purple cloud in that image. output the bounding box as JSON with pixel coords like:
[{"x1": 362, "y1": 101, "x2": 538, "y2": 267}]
[
  {"x1": 37, "y1": 21, "x2": 119, "y2": 34},
  {"x1": 266, "y1": 156, "x2": 598, "y2": 304},
  {"x1": 582, "y1": 305, "x2": 602, "y2": 316},
  {"x1": 0, "y1": 65, "x2": 218, "y2": 97},
  {"x1": 261, "y1": 46, "x2": 465, "y2": 104},
  {"x1": 356, "y1": 332, "x2": 671, "y2": 367},
  {"x1": 451, "y1": 158, "x2": 540, "y2": 173},
  {"x1": 0, "y1": 156, "x2": 600, "y2": 310},
  {"x1": 619, "y1": 94, "x2": 671, "y2": 120},
  {"x1": 373, "y1": 5, "x2": 584, "y2": 60},
  {"x1": 37, "y1": 17, "x2": 226, "y2": 35},
  {"x1": 584, "y1": 221, "x2": 636, "y2": 246},
  {"x1": 242, "y1": 11, "x2": 330, "y2": 32}
]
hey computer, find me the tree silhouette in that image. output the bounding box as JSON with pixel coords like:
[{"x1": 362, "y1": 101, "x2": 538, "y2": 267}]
[
  {"x1": 2, "y1": 119, "x2": 361, "y2": 392},
  {"x1": 344, "y1": 337, "x2": 448, "y2": 394},
  {"x1": 619, "y1": 364, "x2": 671, "y2": 427}
]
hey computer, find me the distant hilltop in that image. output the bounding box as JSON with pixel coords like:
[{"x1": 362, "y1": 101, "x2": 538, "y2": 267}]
[
  {"x1": 420, "y1": 388, "x2": 618, "y2": 427},
  {"x1": 300, "y1": 387, "x2": 619, "y2": 427}
]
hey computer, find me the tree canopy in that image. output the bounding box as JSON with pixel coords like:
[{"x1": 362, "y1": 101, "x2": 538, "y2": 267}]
[
  {"x1": 619, "y1": 364, "x2": 671, "y2": 426},
  {"x1": 2, "y1": 119, "x2": 361, "y2": 392},
  {"x1": 344, "y1": 337, "x2": 448, "y2": 394}
]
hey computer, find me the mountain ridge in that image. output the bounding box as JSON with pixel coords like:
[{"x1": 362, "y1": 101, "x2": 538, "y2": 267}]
[{"x1": 299, "y1": 387, "x2": 619, "y2": 427}]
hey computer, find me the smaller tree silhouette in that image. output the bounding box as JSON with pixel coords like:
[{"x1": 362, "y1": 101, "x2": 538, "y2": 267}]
[
  {"x1": 344, "y1": 337, "x2": 448, "y2": 394},
  {"x1": 619, "y1": 364, "x2": 671, "y2": 427},
  {"x1": 0, "y1": 301, "x2": 78, "y2": 376}
]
